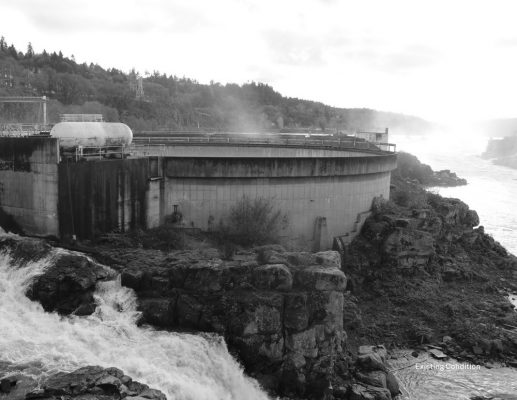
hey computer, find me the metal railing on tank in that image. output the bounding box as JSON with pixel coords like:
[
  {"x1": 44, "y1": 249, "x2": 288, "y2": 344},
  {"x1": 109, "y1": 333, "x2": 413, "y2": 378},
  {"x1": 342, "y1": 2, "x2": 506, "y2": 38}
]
[
  {"x1": 130, "y1": 135, "x2": 396, "y2": 153},
  {"x1": 60, "y1": 145, "x2": 129, "y2": 162},
  {"x1": 0, "y1": 123, "x2": 52, "y2": 136},
  {"x1": 130, "y1": 144, "x2": 166, "y2": 157}
]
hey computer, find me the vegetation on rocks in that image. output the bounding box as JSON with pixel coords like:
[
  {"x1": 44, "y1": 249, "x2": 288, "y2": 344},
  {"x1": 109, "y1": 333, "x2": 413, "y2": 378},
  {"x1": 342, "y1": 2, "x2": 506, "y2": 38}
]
[
  {"x1": 393, "y1": 151, "x2": 467, "y2": 187},
  {"x1": 345, "y1": 155, "x2": 517, "y2": 367},
  {"x1": 218, "y1": 196, "x2": 289, "y2": 247}
]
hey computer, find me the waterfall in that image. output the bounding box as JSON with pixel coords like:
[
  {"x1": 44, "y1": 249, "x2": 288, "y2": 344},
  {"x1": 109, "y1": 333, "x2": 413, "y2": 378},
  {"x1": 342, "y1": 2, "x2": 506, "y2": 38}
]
[{"x1": 0, "y1": 247, "x2": 270, "y2": 400}]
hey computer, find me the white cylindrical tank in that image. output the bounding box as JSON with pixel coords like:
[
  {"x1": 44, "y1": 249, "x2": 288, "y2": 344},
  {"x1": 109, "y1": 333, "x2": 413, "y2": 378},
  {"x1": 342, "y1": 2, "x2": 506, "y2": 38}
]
[{"x1": 50, "y1": 122, "x2": 133, "y2": 149}]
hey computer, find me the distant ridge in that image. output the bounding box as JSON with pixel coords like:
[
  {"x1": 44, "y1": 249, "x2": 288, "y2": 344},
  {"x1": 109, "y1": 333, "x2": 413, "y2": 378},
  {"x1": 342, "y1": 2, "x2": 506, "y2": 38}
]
[{"x1": 0, "y1": 36, "x2": 435, "y2": 134}]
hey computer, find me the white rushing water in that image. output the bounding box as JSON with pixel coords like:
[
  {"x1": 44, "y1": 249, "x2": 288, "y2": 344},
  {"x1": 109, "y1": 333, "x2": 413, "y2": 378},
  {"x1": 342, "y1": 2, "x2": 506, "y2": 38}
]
[
  {"x1": 0, "y1": 247, "x2": 270, "y2": 400},
  {"x1": 391, "y1": 351, "x2": 517, "y2": 400},
  {"x1": 391, "y1": 133, "x2": 517, "y2": 399}
]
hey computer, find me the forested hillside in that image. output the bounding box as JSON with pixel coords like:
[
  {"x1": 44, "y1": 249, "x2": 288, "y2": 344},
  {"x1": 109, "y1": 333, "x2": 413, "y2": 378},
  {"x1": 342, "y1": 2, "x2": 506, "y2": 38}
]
[{"x1": 0, "y1": 37, "x2": 434, "y2": 134}]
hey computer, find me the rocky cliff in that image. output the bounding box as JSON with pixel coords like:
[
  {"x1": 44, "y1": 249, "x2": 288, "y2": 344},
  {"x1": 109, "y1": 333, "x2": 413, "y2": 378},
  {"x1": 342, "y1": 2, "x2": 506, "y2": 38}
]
[
  {"x1": 0, "y1": 233, "x2": 404, "y2": 400},
  {"x1": 37, "y1": 244, "x2": 352, "y2": 398},
  {"x1": 393, "y1": 152, "x2": 467, "y2": 187},
  {"x1": 482, "y1": 136, "x2": 517, "y2": 169},
  {"x1": 344, "y1": 176, "x2": 517, "y2": 365},
  {"x1": 0, "y1": 364, "x2": 166, "y2": 400}
]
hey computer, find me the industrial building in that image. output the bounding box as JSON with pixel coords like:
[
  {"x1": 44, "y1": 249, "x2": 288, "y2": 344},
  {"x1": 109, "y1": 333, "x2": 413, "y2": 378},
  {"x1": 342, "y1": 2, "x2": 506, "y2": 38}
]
[{"x1": 0, "y1": 108, "x2": 396, "y2": 250}]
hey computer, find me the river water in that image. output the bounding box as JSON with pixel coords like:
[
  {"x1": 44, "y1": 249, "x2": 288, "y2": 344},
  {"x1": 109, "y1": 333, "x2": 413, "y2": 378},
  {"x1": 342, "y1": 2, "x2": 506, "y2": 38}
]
[
  {"x1": 391, "y1": 133, "x2": 517, "y2": 399},
  {"x1": 0, "y1": 243, "x2": 269, "y2": 400},
  {"x1": 393, "y1": 133, "x2": 517, "y2": 255}
]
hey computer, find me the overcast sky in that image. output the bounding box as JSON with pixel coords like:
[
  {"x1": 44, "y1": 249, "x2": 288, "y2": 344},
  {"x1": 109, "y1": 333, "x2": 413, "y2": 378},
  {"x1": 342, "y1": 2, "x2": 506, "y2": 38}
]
[{"x1": 2, "y1": 0, "x2": 517, "y2": 123}]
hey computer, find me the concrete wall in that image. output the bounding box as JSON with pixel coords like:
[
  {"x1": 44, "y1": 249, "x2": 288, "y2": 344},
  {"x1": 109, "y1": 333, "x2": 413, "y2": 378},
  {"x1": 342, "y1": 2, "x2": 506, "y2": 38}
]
[
  {"x1": 0, "y1": 137, "x2": 396, "y2": 248},
  {"x1": 163, "y1": 154, "x2": 396, "y2": 178},
  {"x1": 58, "y1": 158, "x2": 150, "y2": 239},
  {"x1": 0, "y1": 138, "x2": 59, "y2": 236},
  {"x1": 160, "y1": 154, "x2": 396, "y2": 250},
  {"x1": 163, "y1": 173, "x2": 390, "y2": 250}
]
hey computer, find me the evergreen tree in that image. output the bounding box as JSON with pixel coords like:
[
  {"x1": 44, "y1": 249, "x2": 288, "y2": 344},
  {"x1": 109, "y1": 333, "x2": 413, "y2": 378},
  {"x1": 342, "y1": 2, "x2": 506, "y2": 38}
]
[{"x1": 26, "y1": 42, "x2": 34, "y2": 58}]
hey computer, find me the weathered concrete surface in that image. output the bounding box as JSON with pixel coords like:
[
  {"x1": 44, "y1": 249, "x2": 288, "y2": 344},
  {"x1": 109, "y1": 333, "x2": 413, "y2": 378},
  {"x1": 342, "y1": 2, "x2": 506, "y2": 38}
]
[
  {"x1": 0, "y1": 137, "x2": 59, "y2": 236},
  {"x1": 0, "y1": 136, "x2": 395, "y2": 250},
  {"x1": 163, "y1": 173, "x2": 391, "y2": 250},
  {"x1": 163, "y1": 154, "x2": 396, "y2": 178},
  {"x1": 58, "y1": 159, "x2": 151, "y2": 239},
  {"x1": 146, "y1": 144, "x2": 381, "y2": 158}
]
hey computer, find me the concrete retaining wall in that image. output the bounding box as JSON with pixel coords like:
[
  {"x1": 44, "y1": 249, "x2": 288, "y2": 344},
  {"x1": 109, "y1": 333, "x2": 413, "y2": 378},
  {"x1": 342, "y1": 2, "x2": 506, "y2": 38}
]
[
  {"x1": 0, "y1": 138, "x2": 59, "y2": 236},
  {"x1": 58, "y1": 159, "x2": 150, "y2": 239},
  {"x1": 163, "y1": 173, "x2": 391, "y2": 250},
  {"x1": 160, "y1": 154, "x2": 396, "y2": 250},
  {"x1": 0, "y1": 137, "x2": 396, "y2": 248}
]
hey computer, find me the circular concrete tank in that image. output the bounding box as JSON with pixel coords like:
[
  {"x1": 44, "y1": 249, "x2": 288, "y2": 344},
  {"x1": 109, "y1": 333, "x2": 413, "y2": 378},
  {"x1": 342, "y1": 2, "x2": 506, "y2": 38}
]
[{"x1": 50, "y1": 122, "x2": 133, "y2": 149}]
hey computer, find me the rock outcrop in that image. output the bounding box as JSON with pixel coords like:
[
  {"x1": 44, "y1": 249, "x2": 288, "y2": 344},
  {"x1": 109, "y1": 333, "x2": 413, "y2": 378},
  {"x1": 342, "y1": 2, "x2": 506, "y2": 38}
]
[
  {"x1": 116, "y1": 247, "x2": 349, "y2": 398},
  {"x1": 1, "y1": 236, "x2": 355, "y2": 399},
  {"x1": 27, "y1": 253, "x2": 112, "y2": 316},
  {"x1": 393, "y1": 152, "x2": 467, "y2": 187},
  {"x1": 353, "y1": 345, "x2": 400, "y2": 400},
  {"x1": 345, "y1": 178, "x2": 517, "y2": 365},
  {"x1": 482, "y1": 136, "x2": 517, "y2": 170},
  {"x1": 0, "y1": 365, "x2": 166, "y2": 400},
  {"x1": 0, "y1": 236, "x2": 111, "y2": 316}
]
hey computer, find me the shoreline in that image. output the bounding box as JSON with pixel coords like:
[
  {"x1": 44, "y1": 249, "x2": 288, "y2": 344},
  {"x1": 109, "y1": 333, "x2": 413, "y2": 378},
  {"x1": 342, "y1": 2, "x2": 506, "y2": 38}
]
[{"x1": 343, "y1": 154, "x2": 517, "y2": 372}]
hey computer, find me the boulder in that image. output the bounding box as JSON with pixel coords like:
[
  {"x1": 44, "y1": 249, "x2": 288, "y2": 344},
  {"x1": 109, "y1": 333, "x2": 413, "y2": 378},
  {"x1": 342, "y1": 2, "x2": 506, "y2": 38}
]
[
  {"x1": 293, "y1": 266, "x2": 347, "y2": 291},
  {"x1": 1, "y1": 237, "x2": 51, "y2": 264},
  {"x1": 385, "y1": 371, "x2": 400, "y2": 396},
  {"x1": 349, "y1": 383, "x2": 392, "y2": 400},
  {"x1": 285, "y1": 252, "x2": 317, "y2": 266},
  {"x1": 252, "y1": 264, "x2": 293, "y2": 290},
  {"x1": 315, "y1": 251, "x2": 342, "y2": 269},
  {"x1": 358, "y1": 345, "x2": 388, "y2": 363},
  {"x1": 0, "y1": 378, "x2": 12, "y2": 394},
  {"x1": 356, "y1": 370, "x2": 387, "y2": 388},
  {"x1": 24, "y1": 366, "x2": 166, "y2": 400},
  {"x1": 121, "y1": 268, "x2": 145, "y2": 290},
  {"x1": 382, "y1": 228, "x2": 435, "y2": 269},
  {"x1": 356, "y1": 353, "x2": 387, "y2": 372},
  {"x1": 284, "y1": 292, "x2": 309, "y2": 332},
  {"x1": 139, "y1": 298, "x2": 175, "y2": 327},
  {"x1": 256, "y1": 245, "x2": 288, "y2": 265},
  {"x1": 429, "y1": 348, "x2": 447, "y2": 359},
  {"x1": 27, "y1": 253, "x2": 111, "y2": 315},
  {"x1": 0, "y1": 374, "x2": 37, "y2": 399},
  {"x1": 285, "y1": 327, "x2": 319, "y2": 358}
]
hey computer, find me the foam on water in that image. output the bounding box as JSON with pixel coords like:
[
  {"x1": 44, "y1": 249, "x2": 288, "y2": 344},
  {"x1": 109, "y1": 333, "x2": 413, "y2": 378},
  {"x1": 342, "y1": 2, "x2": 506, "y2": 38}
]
[
  {"x1": 391, "y1": 351, "x2": 517, "y2": 400},
  {"x1": 0, "y1": 249, "x2": 270, "y2": 400}
]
